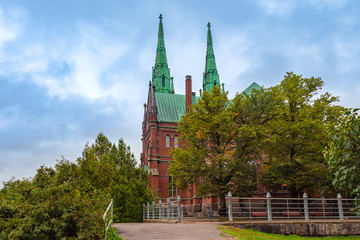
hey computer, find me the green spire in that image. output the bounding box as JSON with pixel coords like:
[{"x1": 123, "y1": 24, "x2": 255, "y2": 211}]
[
  {"x1": 203, "y1": 22, "x2": 220, "y2": 93},
  {"x1": 152, "y1": 14, "x2": 174, "y2": 94}
]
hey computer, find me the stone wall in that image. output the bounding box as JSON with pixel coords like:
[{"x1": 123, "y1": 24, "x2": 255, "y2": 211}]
[{"x1": 227, "y1": 222, "x2": 360, "y2": 236}]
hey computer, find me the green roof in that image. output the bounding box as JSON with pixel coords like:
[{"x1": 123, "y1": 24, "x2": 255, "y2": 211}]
[
  {"x1": 155, "y1": 92, "x2": 198, "y2": 122},
  {"x1": 242, "y1": 82, "x2": 261, "y2": 95},
  {"x1": 155, "y1": 82, "x2": 261, "y2": 123}
]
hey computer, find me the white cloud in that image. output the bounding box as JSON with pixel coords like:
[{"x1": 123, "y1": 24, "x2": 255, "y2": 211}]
[
  {"x1": 0, "y1": 6, "x2": 23, "y2": 49},
  {"x1": 259, "y1": 0, "x2": 297, "y2": 16},
  {"x1": 3, "y1": 21, "x2": 134, "y2": 101},
  {"x1": 217, "y1": 31, "x2": 258, "y2": 93}
]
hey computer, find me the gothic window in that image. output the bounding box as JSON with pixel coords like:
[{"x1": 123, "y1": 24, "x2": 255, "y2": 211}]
[
  {"x1": 174, "y1": 136, "x2": 178, "y2": 148},
  {"x1": 168, "y1": 176, "x2": 177, "y2": 198},
  {"x1": 165, "y1": 135, "x2": 170, "y2": 148},
  {"x1": 162, "y1": 75, "x2": 165, "y2": 87},
  {"x1": 147, "y1": 142, "x2": 151, "y2": 157}
]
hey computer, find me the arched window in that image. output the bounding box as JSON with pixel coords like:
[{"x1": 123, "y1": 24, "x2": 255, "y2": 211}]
[
  {"x1": 174, "y1": 136, "x2": 178, "y2": 148},
  {"x1": 165, "y1": 135, "x2": 170, "y2": 148}
]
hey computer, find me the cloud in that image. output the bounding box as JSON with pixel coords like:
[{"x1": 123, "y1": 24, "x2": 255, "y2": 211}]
[
  {"x1": 2, "y1": 20, "x2": 132, "y2": 101},
  {"x1": 217, "y1": 31, "x2": 257, "y2": 92},
  {"x1": 0, "y1": 5, "x2": 23, "y2": 49},
  {"x1": 42, "y1": 24, "x2": 129, "y2": 100},
  {"x1": 258, "y1": 0, "x2": 297, "y2": 16}
]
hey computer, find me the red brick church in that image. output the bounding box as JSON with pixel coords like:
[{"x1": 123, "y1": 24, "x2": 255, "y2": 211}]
[{"x1": 140, "y1": 15, "x2": 261, "y2": 201}]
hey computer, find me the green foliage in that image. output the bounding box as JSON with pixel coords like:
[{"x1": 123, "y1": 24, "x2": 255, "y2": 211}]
[
  {"x1": 0, "y1": 133, "x2": 153, "y2": 239},
  {"x1": 170, "y1": 86, "x2": 260, "y2": 208},
  {"x1": 261, "y1": 72, "x2": 343, "y2": 197},
  {"x1": 218, "y1": 226, "x2": 359, "y2": 240},
  {"x1": 107, "y1": 227, "x2": 122, "y2": 240},
  {"x1": 325, "y1": 109, "x2": 360, "y2": 198},
  {"x1": 77, "y1": 134, "x2": 153, "y2": 222}
]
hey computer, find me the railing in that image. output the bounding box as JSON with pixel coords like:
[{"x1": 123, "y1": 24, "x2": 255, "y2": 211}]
[
  {"x1": 227, "y1": 192, "x2": 360, "y2": 222},
  {"x1": 143, "y1": 196, "x2": 182, "y2": 221},
  {"x1": 103, "y1": 199, "x2": 113, "y2": 240},
  {"x1": 143, "y1": 193, "x2": 360, "y2": 222}
]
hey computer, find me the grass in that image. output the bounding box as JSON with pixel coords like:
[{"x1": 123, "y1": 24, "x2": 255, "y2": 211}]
[{"x1": 218, "y1": 226, "x2": 360, "y2": 240}]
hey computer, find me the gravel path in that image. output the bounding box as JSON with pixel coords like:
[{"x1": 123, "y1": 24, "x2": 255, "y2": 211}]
[{"x1": 113, "y1": 222, "x2": 232, "y2": 240}]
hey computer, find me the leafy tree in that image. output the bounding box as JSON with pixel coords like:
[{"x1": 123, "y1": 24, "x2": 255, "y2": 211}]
[
  {"x1": 77, "y1": 133, "x2": 153, "y2": 222},
  {"x1": 261, "y1": 72, "x2": 343, "y2": 198},
  {"x1": 325, "y1": 109, "x2": 360, "y2": 198},
  {"x1": 169, "y1": 86, "x2": 259, "y2": 210},
  {"x1": 0, "y1": 133, "x2": 152, "y2": 239}
]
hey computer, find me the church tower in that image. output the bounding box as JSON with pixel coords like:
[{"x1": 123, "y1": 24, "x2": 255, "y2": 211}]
[
  {"x1": 152, "y1": 14, "x2": 174, "y2": 94},
  {"x1": 203, "y1": 22, "x2": 220, "y2": 93}
]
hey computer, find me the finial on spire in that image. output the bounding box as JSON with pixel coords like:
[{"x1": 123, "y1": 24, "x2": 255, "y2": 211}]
[
  {"x1": 207, "y1": 22, "x2": 211, "y2": 28},
  {"x1": 159, "y1": 14, "x2": 163, "y2": 20}
]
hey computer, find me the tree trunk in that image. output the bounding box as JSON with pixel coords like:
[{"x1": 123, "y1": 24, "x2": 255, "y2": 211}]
[
  {"x1": 289, "y1": 185, "x2": 299, "y2": 198},
  {"x1": 218, "y1": 193, "x2": 227, "y2": 217},
  {"x1": 220, "y1": 194, "x2": 226, "y2": 209}
]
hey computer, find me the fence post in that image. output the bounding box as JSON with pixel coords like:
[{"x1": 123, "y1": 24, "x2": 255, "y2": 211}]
[
  {"x1": 147, "y1": 202, "x2": 150, "y2": 220},
  {"x1": 143, "y1": 204, "x2": 145, "y2": 220},
  {"x1": 171, "y1": 202, "x2": 174, "y2": 219},
  {"x1": 159, "y1": 200, "x2": 162, "y2": 220},
  {"x1": 167, "y1": 197, "x2": 170, "y2": 221},
  {"x1": 152, "y1": 201, "x2": 155, "y2": 220},
  {"x1": 228, "y1": 191, "x2": 233, "y2": 222},
  {"x1": 266, "y1": 192, "x2": 272, "y2": 222},
  {"x1": 337, "y1": 193, "x2": 344, "y2": 221},
  {"x1": 177, "y1": 195, "x2": 181, "y2": 221},
  {"x1": 181, "y1": 204, "x2": 183, "y2": 218},
  {"x1": 303, "y1": 193, "x2": 309, "y2": 221}
]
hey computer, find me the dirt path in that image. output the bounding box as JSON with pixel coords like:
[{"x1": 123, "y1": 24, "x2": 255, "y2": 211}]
[{"x1": 113, "y1": 222, "x2": 232, "y2": 240}]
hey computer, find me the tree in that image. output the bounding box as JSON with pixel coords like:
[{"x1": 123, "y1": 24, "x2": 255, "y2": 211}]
[
  {"x1": 76, "y1": 133, "x2": 153, "y2": 222},
  {"x1": 169, "y1": 86, "x2": 259, "y2": 210},
  {"x1": 325, "y1": 109, "x2": 360, "y2": 198},
  {"x1": 0, "y1": 133, "x2": 152, "y2": 239},
  {"x1": 261, "y1": 72, "x2": 343, "y2": 198}
]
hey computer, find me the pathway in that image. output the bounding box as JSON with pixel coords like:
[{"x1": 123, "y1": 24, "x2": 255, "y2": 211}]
[{"x1": 113, "y1": 222, "x2": 233, "y2": 240}]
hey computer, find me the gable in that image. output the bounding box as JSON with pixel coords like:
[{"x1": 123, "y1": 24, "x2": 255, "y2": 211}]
[{"x1": 242, "y1": 82, "x2": 261, "y2": 95}]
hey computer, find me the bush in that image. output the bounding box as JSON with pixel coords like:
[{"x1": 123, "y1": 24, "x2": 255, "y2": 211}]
[{"x1": 0, "y1": 133, "x2": 153, "y2": 239}]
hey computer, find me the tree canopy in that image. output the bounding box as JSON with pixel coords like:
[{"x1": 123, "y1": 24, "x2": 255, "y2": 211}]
[
  {"x1": 170, "y1": 72, "x2": 345, "y2": 205},
  {"x1": 261, "y1": 72, "x2": 344, "y2": 197},
  {"x1": 169, "y1": 86, "x2": 260, "y2": 209},
  {"x1": 0, "y1": 133, "x2": 153, "y2": 239},
  {"x1": 325, "y1": 109, "x2": 360, "y2": 198}
]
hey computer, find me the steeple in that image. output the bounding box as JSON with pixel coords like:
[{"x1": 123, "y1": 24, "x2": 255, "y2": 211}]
[
  {"x1": 203, "y1": 22, "x2": 220, "y2": 93},
  {"x1": 152, "y1": 14, "x2": 174, "y2": 94}
]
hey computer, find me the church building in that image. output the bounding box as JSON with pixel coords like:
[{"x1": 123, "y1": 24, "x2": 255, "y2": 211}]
[{"x1": 141, "y1": 15, "x2": 261, "y2": 201}]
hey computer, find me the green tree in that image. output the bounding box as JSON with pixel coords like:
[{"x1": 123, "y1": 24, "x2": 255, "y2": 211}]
[
  {"x1": 76, "y1": 133, "x2": 153, "y2": 222},
  {"x1": 325, "y1": 109, "x2": 360, "y2": 198},
  {"x1": 261, "y1": 72, "x2": 343, "y2": 198},
  {"x1": 0, "y1": 133, "x2": 152, "y2": 239},
  {"x1": 169, "y1": 86, "x2": 259, "y2": 210}
]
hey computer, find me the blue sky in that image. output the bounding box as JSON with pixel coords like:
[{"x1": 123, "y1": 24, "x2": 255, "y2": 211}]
[{"x1": 1, "y1": 0, "x2": 360, "y2": 185}]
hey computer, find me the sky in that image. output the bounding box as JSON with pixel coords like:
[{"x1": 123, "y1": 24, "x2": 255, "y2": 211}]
[{"x1": 1, "y1": 0, "x2": 360, "y2": 185}]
